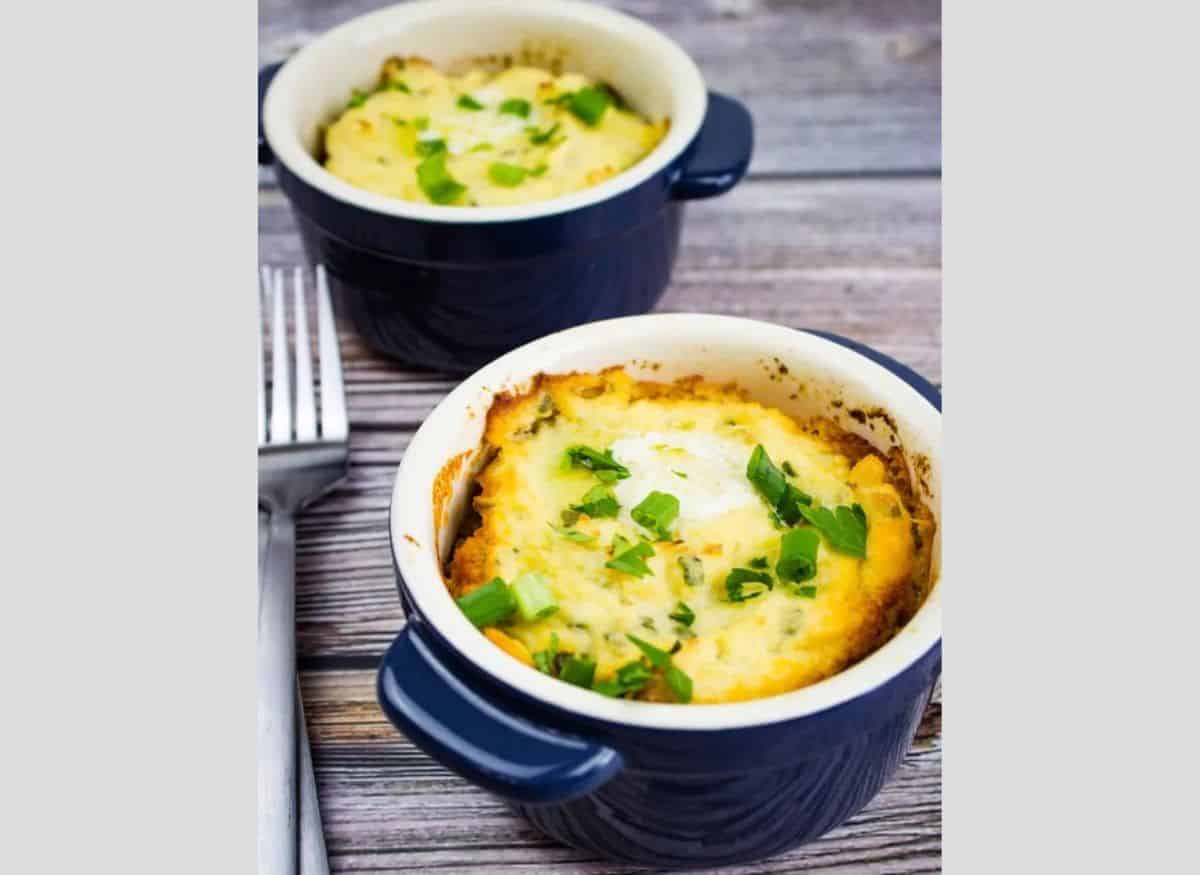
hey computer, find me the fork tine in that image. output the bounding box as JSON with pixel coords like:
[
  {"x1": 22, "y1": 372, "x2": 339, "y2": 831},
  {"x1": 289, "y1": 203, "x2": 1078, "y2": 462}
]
[
  {"x1": 268, "y1": 268, "x2": 293, "y2": 443},
  {"x1": 292, "y1": 267, "x2": 317, "y2": 441},
  {"x1": 315, "y1": 265, "x2": 348, "y2": 440},
  {"x1": 258, "y1": 266, "x2": 270, "y2": 445}
]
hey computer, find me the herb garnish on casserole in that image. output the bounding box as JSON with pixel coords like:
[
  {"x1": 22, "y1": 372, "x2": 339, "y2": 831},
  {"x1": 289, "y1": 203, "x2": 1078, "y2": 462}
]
[
  {"x1": 324, "y1": 57, "x2": 669, "y2": 206},
  {"x1": 446, "y1": 369, "x2": 935, "y2": 704}
]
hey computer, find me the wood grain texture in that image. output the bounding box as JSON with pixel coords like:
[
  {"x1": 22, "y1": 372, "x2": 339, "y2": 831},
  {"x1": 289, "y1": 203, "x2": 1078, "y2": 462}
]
[
  {"x1": 258, "y1": 0, "x2": 940, "y2": 176},
  {"x1": 301, "y1": 669, "x2": 941, "y2": 873}
]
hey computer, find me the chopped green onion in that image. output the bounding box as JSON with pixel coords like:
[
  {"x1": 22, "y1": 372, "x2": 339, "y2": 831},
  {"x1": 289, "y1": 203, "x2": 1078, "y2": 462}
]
[
  {"x1": 593, "y1": 658, "x2": 652, "y2": 697},
  {"x1": 777, "y1": 528, "x2": 820, "y2": 583},
  {"x1": 560, "y1": 508, "x2": 581, "y2": 527},
  {"x1": 568, "y1": 86, "x2": 611, "y2": 125},
  {"x1": 725, "y1": 567, "x2": 773, "y2": 603},
  {"x1": 627, "y1": 634, "x2": 693, "y2": 703},
  {"x1": 543, "y1": 92, "x2": 573, "y2": 106},
  {"x1": 347, "y1": 89, "x2": 369, "y2": 108},
  {"x1": 456, "y1": 577, "x2": 516, "y2": 626},
  {"x1": 488, "y1": 162, "x2": 528, "y2": 187},
  {"x1": 499, "y1": 98, "x2": 532, "y2": 118},
  {"x1": 749, "y1": 556, "x2": 769, "y2": 569},
  {"x1": 669, "y1": 601, "x2": 695, "y2": 627},
  {"x1": 532, "y1": 633, "x2": 559, "y2": 674},
  {"x1": 672, "y1": 469, "x2": 688, "y2": 479},
  {"x1": 559, "y1": 656, "x2": 597, "y2": 688},
  {"x1": 782, "y1": 460, "x2": 797, "y2": 477},
  {"x1": 793, "y1": 585, "x2": 818, "y2": 598},
  {"x1": 416, "y1": 153, "x2": 465, "y2": 205},
  {"x1": 678, "y1": 555, "x2": 705, "y2": 587},
  {"x1": 528, "y1": 123, "x2": 561, "y2": 145},
  {"x1": 415, "y1": 138, "x2": 447, "y2": 157},
  {"x1": 511, "y1": 572, "x2": 559, "y2": 621},
  {"x1": 468, "y1": 142, "x2": 493, "y2": 152},
  {"x1": 412, "y1": 115, "x2": 429, "y2": 130},
  {"x1": 529, "y1": 163, "x2": 549, "y2": 177},
  {"x1": 570, "y1": 485, "x2": 620, "y2": 519},
  {"x1": 387, "y1": 115, "x2": 407, "y2": 126},
  {"x1": 746, "y1": 444, "x2": 812, "y2": 524},
  {"x1": 388, "y1": 80, "x2": 411, "y2": 93},
  {"x1": 457, "y1": 94, "x2": 484, "y2": 110},
  {"x1": 606, "y1": 536, "x2": 654, "y2": 577},
  {"x1": 631, "y1": 491, "x2": 679, "y2": 540},
  {"x1": 565, "y1": 445, "x2": 630, "y2": 479},
  {"x1": 549, "y1": 523, "x2": 596, "y2": 544},
  {"x1": 796, "y1": 503, "x2": 869, "y2": 558}
]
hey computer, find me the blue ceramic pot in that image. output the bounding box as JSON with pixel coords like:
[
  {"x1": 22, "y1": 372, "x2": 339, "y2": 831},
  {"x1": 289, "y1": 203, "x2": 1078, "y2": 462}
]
[
  {"x1": 377, "y1": 315, "x2": 943, "y2": 867},
  {"x1": 260, "y1": 1, "x2": 753, "y2": 373}
]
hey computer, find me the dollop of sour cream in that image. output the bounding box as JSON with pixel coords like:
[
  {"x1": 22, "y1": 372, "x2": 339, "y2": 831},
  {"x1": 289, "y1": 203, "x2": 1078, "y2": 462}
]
[{"x1": 609, "y1": 431, "x2": 760, "y2": 531}]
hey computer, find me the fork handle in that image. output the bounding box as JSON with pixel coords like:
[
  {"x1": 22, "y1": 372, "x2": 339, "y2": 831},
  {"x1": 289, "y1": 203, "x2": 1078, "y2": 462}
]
[{"x1": 259, "y1": 512, "x2": 299, "y2": 875}]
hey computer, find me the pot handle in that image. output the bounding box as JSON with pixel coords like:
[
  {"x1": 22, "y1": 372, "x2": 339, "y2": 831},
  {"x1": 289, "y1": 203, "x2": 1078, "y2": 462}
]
[
  {"x1": 377, "y1": 618, "x2": 624, "y2": 805},
  {"x1": 669, "y1": 91, "x2": 754, "y2": 201},
  {"x1": 259, "y1": 61, "x2": 285, "y2": 166}
]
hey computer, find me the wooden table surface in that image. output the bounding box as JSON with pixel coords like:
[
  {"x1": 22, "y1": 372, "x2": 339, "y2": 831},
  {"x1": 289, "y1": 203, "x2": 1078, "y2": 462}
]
[{"x1": 259, "y1": 1, "x2": 941, "y2": 871}]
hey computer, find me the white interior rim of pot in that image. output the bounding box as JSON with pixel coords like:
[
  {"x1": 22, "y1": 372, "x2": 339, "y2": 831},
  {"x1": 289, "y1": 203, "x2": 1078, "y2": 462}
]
[
  {"x1": 390, "y1": 314, "x2": 943, "y2": 731},
  {"x1": 263, "y1": 0, "x2": 708, "y2": 224}
]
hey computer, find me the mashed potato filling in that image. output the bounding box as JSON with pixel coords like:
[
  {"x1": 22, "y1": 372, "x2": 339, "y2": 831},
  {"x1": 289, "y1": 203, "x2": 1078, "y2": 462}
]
[
  {"x1": 324, "y1": 58, "x2": 669, "y2": 206},
  {"x1": 447, "y1": 370, "x2": 934, "y2": 704}
]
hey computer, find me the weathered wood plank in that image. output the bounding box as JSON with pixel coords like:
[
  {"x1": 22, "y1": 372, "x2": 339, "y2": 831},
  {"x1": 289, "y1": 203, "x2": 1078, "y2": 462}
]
[
  {"x1": 301, "y1": 669, "x2": 941, "y2": 873},
  {"x1": 258, "y1": 0, "x2": 940, "y2": 176},
  {"x1": 260, "y1": 176, "x2": 941, "y2": 391}
]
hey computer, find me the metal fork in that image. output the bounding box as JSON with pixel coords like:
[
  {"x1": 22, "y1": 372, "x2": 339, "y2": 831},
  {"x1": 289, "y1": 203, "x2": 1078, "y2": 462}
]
[{"x1": 258, "y1": 265, "x2": 348, "y2": 875}]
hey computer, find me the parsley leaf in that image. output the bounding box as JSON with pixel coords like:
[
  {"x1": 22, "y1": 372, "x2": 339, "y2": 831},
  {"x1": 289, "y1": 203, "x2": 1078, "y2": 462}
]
[
  {"x1": 606, "y1": 535, "x2": 654, "y2": 577},
  {"x1": 570, "y1": 485, "x2": 619, "y2": 519},
  {"x1": 626, "y1": 634, "x2": 693, "y2": 703},
  {"x1": 796, "y1": 503, "x2": 868, "y2": 558},
  {"x1": 592, "y1": 658, "x2": 652, "y2": 697},
  {"x1": 564, "y1": 445, "x2": 630, "y2": 479}
]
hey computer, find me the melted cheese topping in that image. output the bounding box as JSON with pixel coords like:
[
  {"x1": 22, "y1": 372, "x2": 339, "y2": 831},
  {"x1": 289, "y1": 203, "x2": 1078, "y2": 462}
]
[
  {"x1": 447, "y1": 370, "x2": 934, "y2": 704},
  {"x1": 324, "y1": 58, "x2": 669, "y2": 206}
]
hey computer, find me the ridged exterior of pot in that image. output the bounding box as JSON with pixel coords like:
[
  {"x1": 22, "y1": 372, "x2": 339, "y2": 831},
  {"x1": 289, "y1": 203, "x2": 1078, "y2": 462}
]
[
  {"x1": 384, "y1": 591, "x2": 939, "y2": 867},
  {"x1": 278, "y1": 160, "x2": 685, "y2": 373},
  {"x1": 512, "y1": 653, "x2": 937, "y2": 866}
]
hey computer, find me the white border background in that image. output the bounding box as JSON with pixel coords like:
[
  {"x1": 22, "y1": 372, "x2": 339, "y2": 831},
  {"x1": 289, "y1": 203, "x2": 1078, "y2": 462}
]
[
  {"x1": 1, "y1": 0, "x2": 1197, "y2": 872},
  {"x1": 944, "y1": 1, "x2": 1198, "y2": 870}
]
